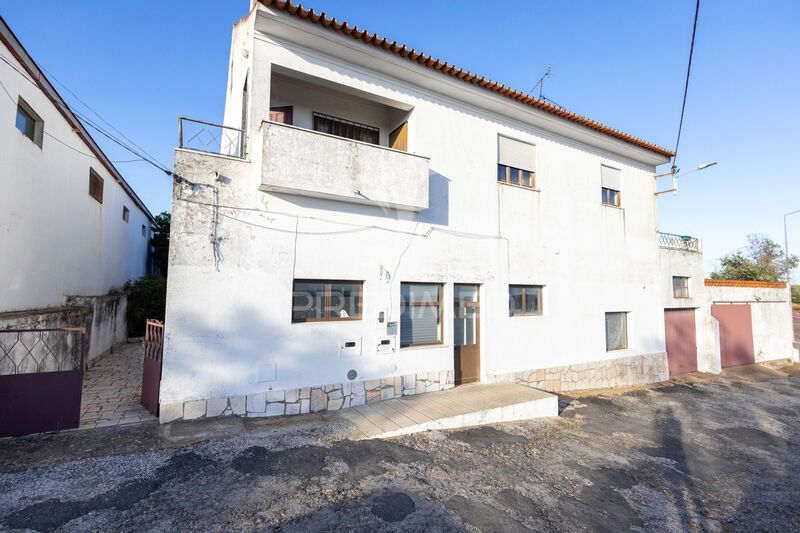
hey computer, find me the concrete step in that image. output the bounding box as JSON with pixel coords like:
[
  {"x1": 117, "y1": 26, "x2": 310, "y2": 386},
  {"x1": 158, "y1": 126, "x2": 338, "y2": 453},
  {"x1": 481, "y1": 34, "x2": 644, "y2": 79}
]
[{"x1": 334, "y1": 382, "x2": 558, "y2": 439}]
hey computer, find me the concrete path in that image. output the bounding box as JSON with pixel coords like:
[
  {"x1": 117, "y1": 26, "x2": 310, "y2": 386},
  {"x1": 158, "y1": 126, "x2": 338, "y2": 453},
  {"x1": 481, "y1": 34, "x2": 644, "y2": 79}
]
[
  {"x1": 335, "y1": 382, "x2": 557, "y2": 439},
  {"x1": 80, "y1": 342, "x2": 156, "y2": 429}
]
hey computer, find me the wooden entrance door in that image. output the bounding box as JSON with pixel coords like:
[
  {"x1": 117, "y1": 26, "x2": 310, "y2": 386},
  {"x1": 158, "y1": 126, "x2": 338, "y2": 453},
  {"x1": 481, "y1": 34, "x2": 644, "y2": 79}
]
[
  {"x1": 453, "y1": 284, "x2": 480, "y2": 385},
  {"x1": 712, "y1": 304, "x2": 755, "y2": 368},
  {"x1": 664, "y1": 308, "x2": 698, "y2": 376}
]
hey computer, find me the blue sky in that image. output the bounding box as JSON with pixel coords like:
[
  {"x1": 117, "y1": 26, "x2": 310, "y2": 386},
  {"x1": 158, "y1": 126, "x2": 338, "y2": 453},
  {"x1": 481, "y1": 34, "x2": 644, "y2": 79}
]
[{"x1": 3, "y1": 1, "x2": 799, "y2": 278}]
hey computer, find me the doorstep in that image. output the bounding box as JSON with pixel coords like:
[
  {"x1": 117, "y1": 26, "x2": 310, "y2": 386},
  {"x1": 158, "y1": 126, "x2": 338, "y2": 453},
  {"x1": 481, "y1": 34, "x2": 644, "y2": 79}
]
[{"x1": 334, "y1": 382, "x2": 558, "y2": 439}]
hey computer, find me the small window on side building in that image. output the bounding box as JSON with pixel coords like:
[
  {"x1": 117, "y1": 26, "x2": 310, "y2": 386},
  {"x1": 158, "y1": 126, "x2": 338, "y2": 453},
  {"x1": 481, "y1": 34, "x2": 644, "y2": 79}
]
[
  {"x1": 601, "y1": 165, "x2": 621, "y2": 207},
  {"x1": 497, "y1": 135, "x2": 536, "y2": 188},
  {"x1": 141, "y1": 225, "x2": 147, "y2": 237},
  {"x1": 509, "y1": 285, "x2": 542, "y2": 316},
  {"x1": 122, "y1": 206, "x2": 130, "y2": 222},
  {"x1": 15, "y1": 98, "x2": 43, "y2": 147},
  {"x1": 605, "y1": 312, "x2": 628, "y2": 351},
  {"x1": 673, "y1": 276, "x2": 689, "y2": 298},
  {"x1": 292, "y1": 280, "x2": 362, "y2": 322},
  {"x1": 89, "y1": 169, "x2": 104, "y2": 204}
]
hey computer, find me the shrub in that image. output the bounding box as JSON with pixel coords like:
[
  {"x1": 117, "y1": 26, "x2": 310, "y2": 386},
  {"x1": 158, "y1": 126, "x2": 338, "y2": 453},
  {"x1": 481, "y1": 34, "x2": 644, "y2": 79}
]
[{"x1": 124, "y1": 276, "x2": 167, "y2": 337}]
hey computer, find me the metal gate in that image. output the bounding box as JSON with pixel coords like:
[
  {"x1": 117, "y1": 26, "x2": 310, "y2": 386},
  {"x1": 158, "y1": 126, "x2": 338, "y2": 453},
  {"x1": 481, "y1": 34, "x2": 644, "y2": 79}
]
[
  {"x1": 141, "y1": 319, "x2": 164, "y2": 417},
  {"x1": 712, "y1": 304, "x2": 755, "y2": 368},
  {"x1": 0, "y1": 328, "x2": 86, "y2": 437},
  {"x1": 664, "y1": 309, "x2": 698, "y2": 376}
]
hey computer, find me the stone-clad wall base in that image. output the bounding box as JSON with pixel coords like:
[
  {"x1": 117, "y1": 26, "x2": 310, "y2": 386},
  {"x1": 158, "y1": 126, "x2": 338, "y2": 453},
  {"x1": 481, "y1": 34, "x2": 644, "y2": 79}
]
[
  {"x1": 160, "y1": 370, "x2": 454, "y2": 423},
  {"x1": 487, "y1": 352, "x2": 669, "y2": 394}
]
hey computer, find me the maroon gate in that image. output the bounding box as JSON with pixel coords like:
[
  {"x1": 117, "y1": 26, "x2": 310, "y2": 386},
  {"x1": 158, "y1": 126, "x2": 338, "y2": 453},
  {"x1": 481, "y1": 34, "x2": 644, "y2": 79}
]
[
  {"x1": 712, "y1": 304, "x2": 755, "y2": 368},
  {"x1": 664, "y1": 308, "x2": 698, "y2": 376},
  {"x1": 141, "y1": 319, "x2": 164, "y2": 416},
  {"x1": 0, "y1": 328, "x2": 86, "y2": 438}
]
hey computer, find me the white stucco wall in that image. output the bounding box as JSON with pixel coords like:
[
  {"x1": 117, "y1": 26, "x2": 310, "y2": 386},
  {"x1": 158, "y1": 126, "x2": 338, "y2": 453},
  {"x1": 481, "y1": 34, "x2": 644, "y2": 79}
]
[
  {"x1": 0, "y1": 41, "x2": 152, "y2": 313},
  {"x1": 161, "y1": 6, "x2": 677, "y2": 406}
]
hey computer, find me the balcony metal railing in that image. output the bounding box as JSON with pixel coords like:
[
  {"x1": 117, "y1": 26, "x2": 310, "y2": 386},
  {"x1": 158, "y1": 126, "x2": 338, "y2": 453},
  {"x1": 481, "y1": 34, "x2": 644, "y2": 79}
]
[
  {"x1": 658, "y1": 231, "x2": 700, "y2": 252},
  {"x1": 178, "y1": 117, "x2": 245, "y2": 158}
]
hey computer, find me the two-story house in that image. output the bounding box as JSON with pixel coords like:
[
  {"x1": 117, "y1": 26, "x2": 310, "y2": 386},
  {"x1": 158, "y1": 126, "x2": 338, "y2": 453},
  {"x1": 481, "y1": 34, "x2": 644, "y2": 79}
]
[
  {"x1": 159, "y1": 0, "x2": 794, "y2": 422},
  {"x1": 0, "y1": 16, "x2": 154, "y2": 363}
]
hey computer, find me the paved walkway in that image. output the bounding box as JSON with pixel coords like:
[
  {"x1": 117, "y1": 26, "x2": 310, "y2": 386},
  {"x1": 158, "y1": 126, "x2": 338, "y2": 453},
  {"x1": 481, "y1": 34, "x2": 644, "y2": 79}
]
[
  {"x1": 80, "y1": 342, "x2": 155, "y2": 429},
  {"x1": 336, "y1": 382, "x2": 557, "y2": 439}
]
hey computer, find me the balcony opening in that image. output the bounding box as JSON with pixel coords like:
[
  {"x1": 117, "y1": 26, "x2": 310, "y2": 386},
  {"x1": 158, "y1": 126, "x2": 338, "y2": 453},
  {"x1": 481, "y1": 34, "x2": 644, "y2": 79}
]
[{"x1": 269, "y1": 66, "x2": 413, "y2": 152}]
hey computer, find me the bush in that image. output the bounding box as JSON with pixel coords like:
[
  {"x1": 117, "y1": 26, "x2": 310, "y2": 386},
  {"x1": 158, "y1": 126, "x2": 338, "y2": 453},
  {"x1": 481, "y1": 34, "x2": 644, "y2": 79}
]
[
  {"x1": 124, "y1": 276, "x2": 167, "y2": 337},
  {"x1": 793, "y1": 285, "x2": 799, "y2": 304}
]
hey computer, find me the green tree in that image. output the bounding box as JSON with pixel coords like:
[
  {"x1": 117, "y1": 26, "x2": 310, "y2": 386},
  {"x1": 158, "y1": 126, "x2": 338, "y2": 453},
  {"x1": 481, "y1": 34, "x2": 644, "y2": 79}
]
[
  {"x1": 792, "y1": 285, "x2": 799, "y2": 304},
  {"x1": 711, "y1": 234, "x2": 798, "y2": 282},
  {"x1": 124, "y1": 276, "x2": 167, "y2": 336},
  {"x1": 150, "y1": 211, "x2": 170, "y2": 276}
]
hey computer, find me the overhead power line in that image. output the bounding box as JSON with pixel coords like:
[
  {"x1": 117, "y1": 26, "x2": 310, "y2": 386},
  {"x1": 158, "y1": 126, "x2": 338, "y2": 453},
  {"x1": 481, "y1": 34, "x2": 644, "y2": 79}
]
[{"x1": 672, "y1": 0, "x2": 701, "y2": 173}]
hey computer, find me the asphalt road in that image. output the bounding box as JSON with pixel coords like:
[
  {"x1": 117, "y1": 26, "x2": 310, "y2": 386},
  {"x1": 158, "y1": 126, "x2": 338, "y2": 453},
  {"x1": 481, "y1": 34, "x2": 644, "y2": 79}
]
[{"x1": 1, "y1": 362, "x2": 799, "y2": 532}]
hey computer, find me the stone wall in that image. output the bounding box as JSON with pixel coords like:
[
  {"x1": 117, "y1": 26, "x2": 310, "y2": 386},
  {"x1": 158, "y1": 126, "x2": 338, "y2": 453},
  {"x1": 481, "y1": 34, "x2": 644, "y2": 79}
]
[
  {"x1": 488, "y1": 352, "x2": 669, "y2": 393},
  {"x1": 160, "y1": 370, "x2": 455, "y2": 423}
]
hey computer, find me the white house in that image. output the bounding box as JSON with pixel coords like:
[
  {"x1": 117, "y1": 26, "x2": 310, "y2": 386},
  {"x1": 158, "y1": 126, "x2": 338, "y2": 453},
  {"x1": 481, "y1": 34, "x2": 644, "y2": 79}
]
[
  {"x1": 160, "y1": 0, "x2": 795, "y2": 422},
  {"x1": 0, "y1": 16, "x2": 155, "y2": 363}
]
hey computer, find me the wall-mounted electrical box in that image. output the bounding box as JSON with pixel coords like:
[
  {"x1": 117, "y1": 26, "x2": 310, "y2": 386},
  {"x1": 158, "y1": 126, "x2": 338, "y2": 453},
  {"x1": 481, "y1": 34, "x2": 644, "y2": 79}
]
[
  {"x1": 376, "y1": 308, "x2": 388, "y2": 330},
  {"x1": 376, "y1": 335, "x2": 396, "y2": 354},
  {"x1": 387, "y1": 321, "x2": 398, "y2": 336},
  {"x1": 339, "y1": 337, "x2": 362, "y2": 358}
]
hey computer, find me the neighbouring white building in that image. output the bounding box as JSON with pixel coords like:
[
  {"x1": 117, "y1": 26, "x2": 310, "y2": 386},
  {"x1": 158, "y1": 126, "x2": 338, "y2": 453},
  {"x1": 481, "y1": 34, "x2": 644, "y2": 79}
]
[
  {"x1": 0, "y1": 16, "x2": 155, "y2": 363},
  {"x1": 160, "y1": 0, "x2": 795, "y2": 422}
]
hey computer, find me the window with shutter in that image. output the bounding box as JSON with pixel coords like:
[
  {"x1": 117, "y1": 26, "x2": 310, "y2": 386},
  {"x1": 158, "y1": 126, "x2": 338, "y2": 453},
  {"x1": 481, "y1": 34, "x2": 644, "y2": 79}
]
[
  {"x1": 89, "y1": 168, "x2": 104, "y2": 204},
  {"x1": 497, "y1": 135, "x2": 536, "y2": 188},
  {"x1": 400, "y1": 283, "x2": 443, "y2": 347}
]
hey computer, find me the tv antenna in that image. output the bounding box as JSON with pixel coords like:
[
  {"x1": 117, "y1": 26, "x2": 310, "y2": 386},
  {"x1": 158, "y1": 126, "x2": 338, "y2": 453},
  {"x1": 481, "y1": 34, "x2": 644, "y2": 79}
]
[{"x1": 532, "y1": 65, "x2": 553, "y2": 100}]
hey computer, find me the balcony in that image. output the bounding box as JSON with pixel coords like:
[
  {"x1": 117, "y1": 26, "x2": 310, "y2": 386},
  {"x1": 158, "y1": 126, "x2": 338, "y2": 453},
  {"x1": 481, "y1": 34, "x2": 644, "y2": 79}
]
[
  {"x1": 178, "y1": 117, "x2": 245, "y2": 159},
  {"x1": 658, "y1": 232, "x2": 701, "y2": 253},
  {"x1": 258, "y1": 120, "x2": 429, "y2": 211}
]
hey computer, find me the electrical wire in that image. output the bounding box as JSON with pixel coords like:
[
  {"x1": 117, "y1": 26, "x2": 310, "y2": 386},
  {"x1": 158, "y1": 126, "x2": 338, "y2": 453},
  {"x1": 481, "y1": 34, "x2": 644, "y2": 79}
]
[{"x1": 672, "y1": 0, "x2": 700, "y2": 172}]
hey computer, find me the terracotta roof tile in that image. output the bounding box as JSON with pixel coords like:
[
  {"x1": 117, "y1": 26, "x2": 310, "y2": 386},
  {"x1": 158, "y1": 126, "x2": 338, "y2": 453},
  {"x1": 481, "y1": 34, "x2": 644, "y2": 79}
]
[
  {"x1": 704, "y1": 279, "x2": 786, "y2": 289},
  {"x1": 259, "y1": 0, "x2": 674, "y2": 158}
]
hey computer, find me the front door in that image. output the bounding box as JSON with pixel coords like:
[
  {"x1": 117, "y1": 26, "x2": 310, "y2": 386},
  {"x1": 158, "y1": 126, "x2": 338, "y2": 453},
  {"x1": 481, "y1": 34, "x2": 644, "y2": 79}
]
[{"x1": 453, "y1": 284, "x2": 480, "y2": 385}]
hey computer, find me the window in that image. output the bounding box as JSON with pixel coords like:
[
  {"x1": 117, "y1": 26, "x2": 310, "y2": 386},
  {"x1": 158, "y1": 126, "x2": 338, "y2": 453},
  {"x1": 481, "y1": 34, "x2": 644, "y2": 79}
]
[
  {"x1": 89, "y1": 168, "x2": 104, "y2": 204},
  {"x1": 601, "y1": 165, "x2": 621, "y2": 207},
  {"x1": 15, "y1": 98, "x2": 43, "y2": 147},
  {"x1": 497, "y1": 135, "x2": 536, "y2": 188},
  {"x1": 400, "y1": 283, "x2": 443, "y2": 347},
  {"x1": 141, "y1": 225, "x2": 147, "y2": 238},
  {"x1": 673, "y1": 276, "x2": 690, "y2": 298},
  {"x1": 292, "y1": 280, "x2": 362, "y2": 322},
  {"x1": 122, "y1": 206, "x2": 130, "y2": 222},
  {"x1": 605, "y1": 312, "x2": 628, "y2": 351},
  {"x1": 313, "y1": 112, "x2": 379, "y2": 145},
  {"x1": 508, "y1": 285, "x2": 542, "y2": 316}
]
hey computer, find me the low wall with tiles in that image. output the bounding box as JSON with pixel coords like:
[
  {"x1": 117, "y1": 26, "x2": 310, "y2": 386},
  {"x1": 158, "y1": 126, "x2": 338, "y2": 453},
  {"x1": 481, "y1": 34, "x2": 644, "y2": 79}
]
[
  {"x1": 488, "y1": 352, "x2": 669, "y2": 393},
  {"x1": 160, "y1": 370, "x2": 455, "y2": 423}
]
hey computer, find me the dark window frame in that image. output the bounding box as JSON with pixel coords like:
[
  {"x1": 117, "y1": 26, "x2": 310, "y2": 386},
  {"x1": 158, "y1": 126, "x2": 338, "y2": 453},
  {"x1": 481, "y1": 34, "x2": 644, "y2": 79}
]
[
  {"x1": 673, "y1": 276, "x2": 690, "y2": 298},
  {"x1": 141, "y1": 225, "x2": 147, "y2": 238},
  {"x1": 122, "y1": 206, "x2": 130, "y2": 222},
  {"x1": 400, "y1": 282, "x2": 444, "y2": 348},
  {"x1": 312, "y1": 112, "x2": 380, "y2": 145},
  {"x1": 497, "y1": 164, "x2": 536, "y2": 189},
  {"x1": 89, "y1": 168, "x2": 104, "y2": 204},
  {"x1": 508, "y1": 285, "x2": 543, "y2": 316},
  {"x1": 291, "y1": 279, "x2": 363, "y2": 323},
  {"x1": 602, "y1": 187, "x2": 621, "y2": 207},
  {"x1": 15, "y1": 97, "x2": 43, "y2": 147}
]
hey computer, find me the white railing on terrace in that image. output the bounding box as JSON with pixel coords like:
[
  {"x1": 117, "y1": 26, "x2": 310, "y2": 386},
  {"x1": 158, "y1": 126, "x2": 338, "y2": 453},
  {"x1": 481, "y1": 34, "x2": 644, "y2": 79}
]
[
  {"x1": 658, "y1": 232, "x2": 701, "y2": 252},
  {"x1": 178, "y1": 117, "x2": 245, "y2": 158}
]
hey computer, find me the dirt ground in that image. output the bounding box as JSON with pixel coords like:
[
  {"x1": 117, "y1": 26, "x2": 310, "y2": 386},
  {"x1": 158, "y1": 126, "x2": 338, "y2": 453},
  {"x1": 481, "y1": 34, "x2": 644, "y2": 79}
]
[{"x1": 1, "y1": 362, "x2": 799, "y2": 532}]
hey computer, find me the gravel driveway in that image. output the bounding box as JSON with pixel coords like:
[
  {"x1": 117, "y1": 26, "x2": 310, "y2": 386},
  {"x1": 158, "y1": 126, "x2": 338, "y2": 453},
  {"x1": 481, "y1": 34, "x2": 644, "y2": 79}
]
[{"x1": 1, "y1": 362, "x2": 799, "y2": 532}]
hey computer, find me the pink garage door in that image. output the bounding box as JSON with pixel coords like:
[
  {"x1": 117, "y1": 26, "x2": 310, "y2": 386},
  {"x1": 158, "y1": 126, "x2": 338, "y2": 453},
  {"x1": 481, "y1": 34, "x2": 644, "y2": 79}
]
[
  {"x1": 664, "y1": 309, "x2": 698, "y2": 376},
  {"x1": 711, "y1": 304, "x2": 755, "y2": 368}
]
